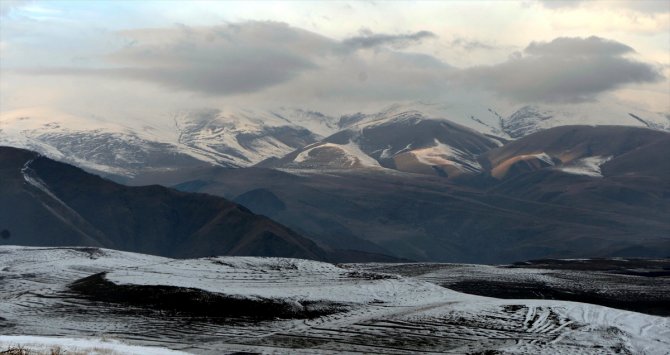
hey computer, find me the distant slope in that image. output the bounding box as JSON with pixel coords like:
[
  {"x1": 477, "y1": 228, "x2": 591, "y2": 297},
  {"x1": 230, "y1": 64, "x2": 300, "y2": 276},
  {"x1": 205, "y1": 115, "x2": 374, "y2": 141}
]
[
  {"x1": 0, "y1": 146, "x2": 329, "y2": 260},
  {"x1": 485, "y1": 125, "x2": 670, "y2": 179}
]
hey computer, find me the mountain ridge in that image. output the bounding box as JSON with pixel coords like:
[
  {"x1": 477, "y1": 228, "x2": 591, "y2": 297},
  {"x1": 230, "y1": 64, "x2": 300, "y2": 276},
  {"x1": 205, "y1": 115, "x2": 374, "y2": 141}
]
[{"x1": 2, "y1": 102, "x2": 667, "y2": 178}]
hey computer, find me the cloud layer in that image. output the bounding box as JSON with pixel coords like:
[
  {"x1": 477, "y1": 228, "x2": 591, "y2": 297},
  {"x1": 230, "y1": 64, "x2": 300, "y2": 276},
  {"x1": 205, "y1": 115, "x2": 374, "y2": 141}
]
[
  {"x1": 17, "y1": 22, "x2": 449, "y2": 102},
  {"x1": 340, "y1": 29, "x2": 437, "y2": 51},
  {"x1": 462, "y1": 36, "x2": 663, "y2": 103},
  {"x1": 90, "y1": 22, "x2": 328, "y2": 95},
  {"x1": 5, "y1": 20, "x2": 666, "y2": 111},
  {"x1": 0, "y1": 0, "x2": 32, "y2": 17}
]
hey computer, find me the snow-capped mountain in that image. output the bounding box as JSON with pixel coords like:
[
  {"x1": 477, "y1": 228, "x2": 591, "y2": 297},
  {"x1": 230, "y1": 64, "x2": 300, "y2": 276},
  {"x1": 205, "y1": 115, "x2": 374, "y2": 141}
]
[
  {"x1": 1, "y1": 101, "x2": 667, "y2": 178},
  {"x1": 0, "y1": 108, "x2": 216, "y2": 177},
  {"x1": 260, "y1": 108, "x2": 502, "y2": 178},
  {"x1": 0, "y1": 107, "x2": 340, "y2": 177},
  {"x1": 172, "y1": 107, "x2": 335, "y2": 167},
  {"x1": 333, "y1": 101, "x2": 669, "y2": 140},
  {"x1": 499, "y1": 104, "x2": 670, "y2": 138}
]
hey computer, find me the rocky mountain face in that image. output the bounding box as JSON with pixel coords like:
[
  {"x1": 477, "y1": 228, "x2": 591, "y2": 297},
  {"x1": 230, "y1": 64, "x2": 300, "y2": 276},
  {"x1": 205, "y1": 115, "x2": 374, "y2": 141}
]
[{"x1": 0, "y1": 146, "x2": 331, "y2": 260}]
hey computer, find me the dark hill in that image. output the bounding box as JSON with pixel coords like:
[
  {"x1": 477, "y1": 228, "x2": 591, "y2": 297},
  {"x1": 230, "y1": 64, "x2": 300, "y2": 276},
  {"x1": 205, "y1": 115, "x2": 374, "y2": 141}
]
[{"x1": 0, "y1": 146, "x2": 329, "y2": 260}]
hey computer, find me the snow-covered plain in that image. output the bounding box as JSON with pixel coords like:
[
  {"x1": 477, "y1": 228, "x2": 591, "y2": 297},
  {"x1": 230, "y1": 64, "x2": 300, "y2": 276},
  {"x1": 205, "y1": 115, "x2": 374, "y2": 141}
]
[
  {"x1": 0, "y1": 335, "x2": 189, "y2": 355},
  {"x1": 1, "y1": 246, "x2": 668, "y2": 354}
]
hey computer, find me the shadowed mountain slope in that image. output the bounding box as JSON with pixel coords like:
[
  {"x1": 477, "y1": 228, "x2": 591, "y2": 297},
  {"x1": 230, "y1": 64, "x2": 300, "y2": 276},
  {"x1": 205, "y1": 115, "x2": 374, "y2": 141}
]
[{"x1": 0, "y1": 146, "x2": 329, "y2": 260}]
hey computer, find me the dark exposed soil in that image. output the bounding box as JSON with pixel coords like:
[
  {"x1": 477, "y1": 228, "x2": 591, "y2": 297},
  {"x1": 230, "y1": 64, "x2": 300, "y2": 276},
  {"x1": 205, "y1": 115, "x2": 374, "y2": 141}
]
[
  {"x1": 69, "y1": 272, "x2": 349, "y2": 321},
  {"x1": 447, "y1": 279, "x2": 670, "y2": 316},
  {"x1": 509, "y1": 258, "x2": 670, "y2": 272},
  {"x1": 355, "y1": 259, "x2": 670, "y2": 316}
]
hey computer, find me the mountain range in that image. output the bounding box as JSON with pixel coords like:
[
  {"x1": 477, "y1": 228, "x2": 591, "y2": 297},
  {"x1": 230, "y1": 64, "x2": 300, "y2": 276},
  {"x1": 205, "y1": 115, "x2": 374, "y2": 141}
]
[
  {"x1": 1, "y1": 101, "x2": 669, "y2": 263},
  {"x1": 1, "y1": 102, "x2": 667, "y2": 179},
  {"x1": 137, "y1": 123, "x2": 670, "y2": 263}
]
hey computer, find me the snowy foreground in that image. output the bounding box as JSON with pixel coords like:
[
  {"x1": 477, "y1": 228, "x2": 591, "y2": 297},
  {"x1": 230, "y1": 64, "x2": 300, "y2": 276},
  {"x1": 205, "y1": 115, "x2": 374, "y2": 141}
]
[
  {"x1": 0, "y1": 335, "x2": 189, "y2": 355},
  {"x1": 1, "y1": 246, "x2": 668, "y2": 354}
]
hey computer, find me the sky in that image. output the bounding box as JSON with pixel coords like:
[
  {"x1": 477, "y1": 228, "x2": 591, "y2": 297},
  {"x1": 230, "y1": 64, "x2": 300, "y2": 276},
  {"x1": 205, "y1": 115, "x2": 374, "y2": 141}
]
[{"x1": 0, "y1": 0, "x2": 668, "y2": 119}]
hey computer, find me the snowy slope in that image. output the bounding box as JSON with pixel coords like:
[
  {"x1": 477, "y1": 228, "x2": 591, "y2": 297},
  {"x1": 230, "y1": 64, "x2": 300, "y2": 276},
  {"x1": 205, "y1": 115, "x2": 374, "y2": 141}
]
[
  {"x1": 0, "y1": 107, "x2": 339, "y2": 177},
  {"x1": 291, "y1": 141, "x2": 382, "y2": 169},
  {"x1": 0, "y1": 336, "x2": 189, "y2": 355},
  {"x1": 558, "y1": 155, "x2": 613, "y2": 177},
  {"x1": 263, "y1": 109, "x2": 500, "y2": 178},
  {"x1": 498, "y1": 103, "x2": 669, "y2": 138},
  {"x1": 172, "y1": 107, "x2": 334, "y2": 167},
  {"x1": 410, "y1": 138, "x2": 484, "y2": 174},
  {"x1": 341, "y1": 101, "x2": 669, "y2": 139},
  {"x1": 1, "y1": 246, "x2": 668, "y2": 354},
  {"x1": 0, "y1": 108, "x2": 213, "y2": 177},
  {"x1": 1, "y1": 101, "x2": 667, "y2": 177}
]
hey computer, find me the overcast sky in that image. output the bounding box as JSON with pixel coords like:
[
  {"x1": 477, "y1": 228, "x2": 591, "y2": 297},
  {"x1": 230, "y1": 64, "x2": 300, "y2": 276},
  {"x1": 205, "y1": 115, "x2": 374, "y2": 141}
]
[{"x1": 1, "y1": 0, "x2": 668, "y2": 118}]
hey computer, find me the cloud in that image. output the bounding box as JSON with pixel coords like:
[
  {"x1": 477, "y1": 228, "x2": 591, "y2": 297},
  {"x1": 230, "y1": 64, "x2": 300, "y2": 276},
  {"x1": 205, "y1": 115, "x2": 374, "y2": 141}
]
[
  {"x1": 535, "y1": 0, "x2": 669, "y2": 14},
  {"x1": 20, "y1": 22, "x2": 332, "y2": 95},
  {"x1": 340, "y1": 29, "x2": 437, "y2": 51},
  {"x1": 449, "y1": 37, "x2": 498, "y2": 51},
  {"x1": 110, "y1": 22, "x2": 334, "y2": 95},
  {"x1": 0, "y1": 0, "x2": 33, "y2": 17},
  {"x1": 535, "y1": 0, "x2": 586, "y2": 10},
  {"x1": 525, "y1": 36, "x2": 634, "y2": 56},
  {"x1": 18, "y1": 22, "x2": 445, "y2": 99},
  {"x1": 462, "y1": 36, "x2": 663, "y2": 103},
  {"x1": 7, "y1": 19, "x2": 664, "y2": 112}
]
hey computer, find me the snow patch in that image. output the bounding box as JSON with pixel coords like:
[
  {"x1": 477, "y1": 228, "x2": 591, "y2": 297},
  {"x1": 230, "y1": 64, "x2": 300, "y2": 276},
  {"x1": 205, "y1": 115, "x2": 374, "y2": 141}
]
[
  {"x1": 293, "y1": 141, "x2": 381, "y2": 168},
  {"x1": 558, "y1": 156, "x2": 613, "y2": 177},
  {"x1": 410, "y1": 139, "x2": 482, "y2": 173}
]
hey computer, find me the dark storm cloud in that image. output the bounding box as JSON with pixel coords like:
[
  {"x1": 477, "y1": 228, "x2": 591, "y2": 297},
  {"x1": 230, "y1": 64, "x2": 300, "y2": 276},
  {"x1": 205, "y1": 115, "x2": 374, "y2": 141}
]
[
  {"x1": 340, "y1": 30, "x2": 437, "y2": 51},
  {"x1": 462, "y1": 36, "x2": 663, "y2": 103}
]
